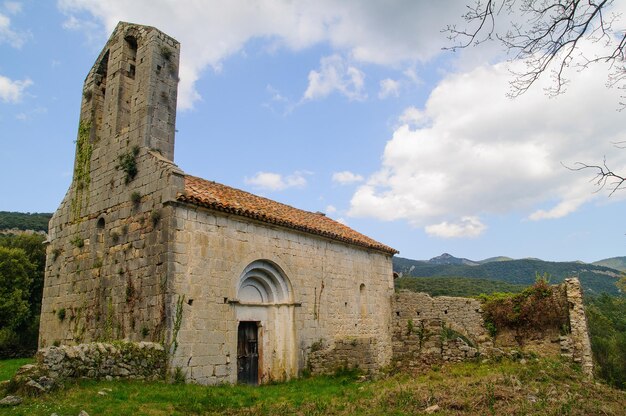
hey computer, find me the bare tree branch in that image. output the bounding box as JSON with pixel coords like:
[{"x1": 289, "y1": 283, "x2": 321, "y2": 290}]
[
  {"x1": 563, "y1": 157, "x2": 626, "y2": 196},
  {"x1": 449, "y1": 1, "x2": 626, "y2": 196},
  {"x1": 445, "y1": 0, "x2": 625, "y2": 101}
]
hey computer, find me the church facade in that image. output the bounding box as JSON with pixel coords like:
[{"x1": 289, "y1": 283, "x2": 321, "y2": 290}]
[{"x1": 40, "y1": 22, "x2": 398, "y2": 384}]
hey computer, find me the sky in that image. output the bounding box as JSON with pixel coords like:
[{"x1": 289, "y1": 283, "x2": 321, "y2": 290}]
[{"x1": 1, "y1": 0, "x2": 625, "y2": 263}]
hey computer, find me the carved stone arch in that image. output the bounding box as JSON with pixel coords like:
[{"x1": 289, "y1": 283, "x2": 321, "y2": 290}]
[{"x1": 237, "y1": 260, "x2": 292, "y2": 304}]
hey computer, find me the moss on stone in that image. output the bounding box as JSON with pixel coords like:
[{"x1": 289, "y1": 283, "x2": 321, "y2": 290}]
[{"x1": 71, "y1": 120, "x2": 92, "y2": 221}]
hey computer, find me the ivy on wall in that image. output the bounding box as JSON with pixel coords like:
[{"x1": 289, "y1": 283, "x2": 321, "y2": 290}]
[{"x1": 71, "y1": 120, "x2": 92, "y2": 221}]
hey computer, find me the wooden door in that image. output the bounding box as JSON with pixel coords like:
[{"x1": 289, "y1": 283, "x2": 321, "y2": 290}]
[{"x1": 237, "y1": 321, "x2": 259, "y2": 384}]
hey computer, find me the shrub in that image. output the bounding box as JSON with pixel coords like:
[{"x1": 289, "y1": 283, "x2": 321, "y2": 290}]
[
  {"x1": 130, "y1": 191, "x2": 141, "y2": 205},
  {"x1": 480, "y1": 275, "x2": 568, "y2": 337},
  {"x1": 150, "y1": 209, "x2": 161, "y2": 226},
  {"x1": 117, "y1": 146, "x2": 140, "y2": 184},
  {"x1": 70, "y1": 236, "x2": 84, "y2": 248}
]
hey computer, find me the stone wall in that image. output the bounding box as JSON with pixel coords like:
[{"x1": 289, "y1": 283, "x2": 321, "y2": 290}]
[
  {"x1": 391, "y1": 279, "x2": 594, "y2": 375},
  {"x1": 167, "y1": 204, "x2": 395, "y2": 384},
  {"x1": 308, "y1": 337, "x2": 379, "y2": 375},
  {"x1": 38, "y1": 341, "x2": 167, "y2": 380},
  {"x1": 392, "y1": 291, "x2": 491, "y2": 367},
  {"x1": 40, "y1": 23, "x2": 183, "y2": 348},
  {"x1": 10, "y1": 342, "x2": 166, "y2": 396},
  {"x1": 563, "y1": 278, "x2": 593, "y2": 376}
]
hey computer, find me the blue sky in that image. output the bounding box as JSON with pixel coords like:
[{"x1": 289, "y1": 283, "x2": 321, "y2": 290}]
[{"x1": 1, "y1": 1, "x2": 625, "y2": 263}]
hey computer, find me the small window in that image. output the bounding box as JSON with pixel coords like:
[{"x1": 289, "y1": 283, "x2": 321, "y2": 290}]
[
  {"x1": 96, "y1": 217, "x2": 105, "y2": 244},
  {"x1": 359, "y1": 283, "x2": 367, "y2": 317}
]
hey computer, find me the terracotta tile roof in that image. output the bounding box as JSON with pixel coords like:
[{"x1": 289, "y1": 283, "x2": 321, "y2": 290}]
[{"x1": 177, "y1": 175, "x2": 398, "y2": 255}]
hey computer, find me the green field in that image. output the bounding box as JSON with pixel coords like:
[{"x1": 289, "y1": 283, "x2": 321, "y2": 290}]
[
  {"x1": 1, "y1": 358, "x2": 625, "y2": 415},
  {"x1": 0, "y1": 358, "x2": 34, "y2": 381}
]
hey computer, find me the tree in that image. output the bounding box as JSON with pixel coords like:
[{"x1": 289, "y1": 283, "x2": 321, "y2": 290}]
[
  {"x1": 0, "y1": 235, "x2": 45, "y2": 356},
  {"x1": 447, "y1": 0, "x2": 625, "y2": 193},
  {"x1": 0, "y1": 247, "x2": 34, "y2": 332}
]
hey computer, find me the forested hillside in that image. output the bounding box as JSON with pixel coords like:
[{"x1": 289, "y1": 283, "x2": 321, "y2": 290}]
[
  {"x1": 593, "y1": 257, "x2": 626, "y2": 272},
  {"x1": 395, "y1": 276, "x2": 526, "y2": 297},
  {"x1": 393, "y1": 256, "x2": 622, "y2": 295},
  {"x1": 0, "y1": 211, "x2": 52, "y2": 232}
]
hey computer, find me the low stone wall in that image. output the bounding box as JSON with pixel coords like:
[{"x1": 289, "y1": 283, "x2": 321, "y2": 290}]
[
  {"x1": 392, "y1": 291, "x2": 492, "y2": 367},
  {"x1": 38, "y1": 341, "x2": 167, "y2": 380},
  {"x1": 308, "y1": 337, "x2": 379, "y2": 375},
  {"x1": 391, "y1": 278, "x2": 594, "y2": 376},
  {"x1": 8, "y1": 342, "x2": 166, "y2": 396}
]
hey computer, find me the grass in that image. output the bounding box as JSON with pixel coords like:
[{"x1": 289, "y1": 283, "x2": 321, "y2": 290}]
[
  {"x1": 1, "y1": 358, "x2": 625, "y2": 415},
  {"x1": 0, "y1": 358, "x2": 35, "y2": 381}
]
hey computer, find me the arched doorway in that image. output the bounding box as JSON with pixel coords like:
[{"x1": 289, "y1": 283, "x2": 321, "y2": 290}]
[{"x1": 235, "y1": 260, "x2": 295, "y2": 384}]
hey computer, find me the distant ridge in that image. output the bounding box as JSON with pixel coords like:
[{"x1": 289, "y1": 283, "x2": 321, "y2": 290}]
[
  {"x1": 478, "y1": 256, "x2": 513, "y2": 264},
  {"x1": 0, "y1": 211, "x2": 52, "y2": 233},
  {"x1": 393, "y1": 255, "x2": 623, "y2": 296},
  {"x1": 593, "y1": 256, "x2": 626, "y2": 272},
  {"x1": 427, "y1": 253, "x2": 479, "y2": 266}
]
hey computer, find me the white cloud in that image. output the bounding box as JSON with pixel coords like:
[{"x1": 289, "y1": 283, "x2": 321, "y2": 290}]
[
  {"x1": 0, "y1": 10, "x2": 27, "y2": 47},
  {"x1": 303, "y1": 54, "x2": 366, "y2": 101},
  {"x1": 378, "y1": 78, "x2": 400, "y2": 99},
  {"x1": 0, "y1": 74, "x2": 32, "y2": 102},
  {"x1": 325, "y1": 204, "x2": 337, "y2": 214},
  {"x1": 425, "y1": 217, "x2": 486, "y2": 238},
  {"x1": 245, "y1": 171, "x2": 308, "y2": 191},
  {"x1": 56, "y1": 0, "x2": 469, "y2": 109},
  {"x1": 349, "y1": 45, "x2": 626, "y2": 236},
  {"x1": 332, "y1": 171, "x2": 364, "y2": 185},
  {"x1": 398, "y1": 106, "x2": 427, "y2": 127}
]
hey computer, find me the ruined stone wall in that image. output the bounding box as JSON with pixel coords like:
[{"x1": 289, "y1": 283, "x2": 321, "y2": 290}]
[
  {"x1": 167, "y1": 204, "x2": 395, "y2": 384},
  {"x1": 563, "y1": 278, "x2": 593, "y2": 376},
  {"x1": 40, "y1": 23, "x2": 183, "y2": 348},
  {"x1": 391, "y1": 279, "x2": 594, "y2": 374},
  {"x1": 11, "y1": 342, "x2": 166, "y2": 395},
  {"x1": 392, "y1": 291, "x2": 491, "y2": 367},
  {"x1": 37, "y1": 341, "x2": 166, "y2": 381}
]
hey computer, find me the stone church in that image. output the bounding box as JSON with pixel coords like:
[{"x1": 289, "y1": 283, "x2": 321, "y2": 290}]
[{"x1": 40, "y1": 22, "x2": 398, "y2": 385}]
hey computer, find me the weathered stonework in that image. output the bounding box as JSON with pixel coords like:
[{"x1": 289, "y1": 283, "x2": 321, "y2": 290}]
[
  {"x1": 390, "y1": 279, "x2": 594, "y2": 375},
  {"x1": 40, "y1": 22, "x2": 182, "y2": 349},
  {"x1": 42, "y1": 22, "x2": 396, "y2": 385},
  {"x1": 8, "y1": 342, "x2": 166, "y2": 396},
  {"x1": 42, "y1": 22, "x2": 595, "y2": 386},
  {"x1": 167, "y1": 205, "x2": 394, "y2": 384},
  {"x1": 392, "y1": 291, "x2": 491, "y2": 367},
  {"x1": 37, "y1": 341, "x2": 166, "y2": 381},
  {"x1": 308, "y1": 337, "x2": 379, "y2": 376},
  {"x1": 563, "y1": 278, "x2": 593, "y2": 376}
]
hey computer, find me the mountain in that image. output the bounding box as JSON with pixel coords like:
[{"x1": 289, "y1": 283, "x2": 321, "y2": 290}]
[
  {"x1": 393, "y1": 256, "x2": 623, "y2": 296},
  {"x1": 478, "y1": 256, "x2": 514, "y2": 264},
  {"x1": 427, "y1": 253, "x2": 479, "y2": 266},
  {"x1": 593, "y1": 256, "x2": 626, "y2": 272}
]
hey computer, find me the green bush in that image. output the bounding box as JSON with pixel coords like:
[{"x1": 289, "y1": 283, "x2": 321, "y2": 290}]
[{"x1": 479, "y1": 276, "x2": 568, "y2": 336}]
